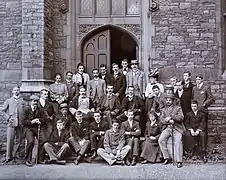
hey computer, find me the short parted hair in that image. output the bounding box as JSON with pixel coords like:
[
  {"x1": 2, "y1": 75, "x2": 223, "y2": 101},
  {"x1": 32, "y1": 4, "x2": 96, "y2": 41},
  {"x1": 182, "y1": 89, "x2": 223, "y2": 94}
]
[
  {"x1": 56, "y1": 119, "x2": 65, "y2": 125},
  {"x1": 40, "y1": 88, "x2": 49, "y2": 94},
  {"x1": 66, "y1": 71, "x2": 73, "y2": 76},
  {"x1": 79, "y1": 85, "x2": 86, "y2": 91},
  {"x1": 112, "y1": 118, "x2": 119, "y2": 124},
  {"x1": 100, "y1": 64, "x2": 107, "y2": 68},
  {"x1": 92, "y1": 68, "x2": 99, "y2": 73},
  {"x1": 127, "y1": 85, "x2": 134, "y2": 89},
  {"x1": 112, "y1": 63, "x2": 119, "y2": 67},
  {"x1": 54, "y1": 73, "x2": 62, "y2": 78},
  {"x1": 183, "y1": 71, "x2": 191, "y2": 76},
  {"x1": 196, "y1": 74, "x2": 203, "y2": 79},
  {"x1": 191, "y1": 100, "x2": 199, "y2": 106},
  {"x1": 148, "y1": 110, "x2": 158, "y2": 120},
  {"x1": 77, "y1": 63, "x2": 85, "y2": 70},
  {"x1": 176, "y1": 79, "x2": 183, "y2": 84},
  {"x1": 75, "y1": 110, "x2": 83, "y2": 116},
  {"x1": 121, "y1": 59, "x2": 128, "y2": 62},
  {"x1": 170, "y1": 76, "x2": 177, "y2": 81},
  {"x1": 152, "y1": 85, "x2": 160, "y2": 90},
  {"x1": 93, "y1": 110, "x2": 102, "y2": 115},
  {"x1": 106, "y1": 83, "x2": 114, "y2": 87},
  {"x1": 127, "y1": 109, "x2": 134, "y2": 114}
]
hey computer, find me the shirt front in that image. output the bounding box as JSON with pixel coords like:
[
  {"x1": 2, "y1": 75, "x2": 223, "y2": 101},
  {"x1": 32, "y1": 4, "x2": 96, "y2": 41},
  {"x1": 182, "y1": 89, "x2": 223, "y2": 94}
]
[{"x1": 39, "y1": 98, "x2": 46, "y2": 107}]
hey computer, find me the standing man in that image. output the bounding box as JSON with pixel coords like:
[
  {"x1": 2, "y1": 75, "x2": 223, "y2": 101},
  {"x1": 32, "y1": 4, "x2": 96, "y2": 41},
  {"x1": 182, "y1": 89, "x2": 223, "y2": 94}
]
[
  {"x1": 110, "y1": 63, "x2": 126, "y2": 101},
  {"x1": 170, "y1": 76, "x2": 178, "y2": 94},
  {"x1": 184, "y1": 100, "x2": 207, "y2": 163},
  {"x1": 97, "y1": 119, "x2": 131, "y2": 166},
  {"x1": 89, "y1": 111, "x2": 108, "y2": 159},
  {"x1": 158, "y1": 94, "x2": 185, "y2": 168},
  {"x1": 126, "y1": 60, "x2": 146, "y2": 98},
  {"x1": 119, "y1": 59, "x2": 131, "y2": 76},
  {"x1": 72, "y1": 63, "x2": 90, "y2": 89},
  {"x1": 69, "y1": 111, "x2": 91, "y2": 165},
  {"x1": 87, "y1": 68, "x2": 106, "y2": 107},
  {"x1": 121, "y1": 109, "x2": 141, "y2": 166},
  {"x1": 65, "y1": 71, "x2": 77, "y2": 102},
  {"x1": 1, "y1": 86, "x2": 26, "y2": 163},
  {"x1": 99, "y1": 64, "x2": 111, "y2": 85},
  {"x1": 38, "y1": 89, "x2": 55, "y2": 140},
  {"x1": 22, "y1": 95, "x2": 50, "y2": 167},
  {"x1": 97, "y1": 84, "x2": 121, "y2": 127}
]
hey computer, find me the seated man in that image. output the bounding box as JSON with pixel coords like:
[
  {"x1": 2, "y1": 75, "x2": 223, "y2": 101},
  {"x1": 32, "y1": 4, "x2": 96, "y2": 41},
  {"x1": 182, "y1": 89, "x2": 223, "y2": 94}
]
[
  {"x1": 89, "y1": 111, "x2": 108, "y2": 159},
  {"x1": 184, "y1": 100, "x2": 207, "y2": 163},
  {"x1": 158, "y1": 94, "x2": 185, "y2": 168},
  {"x1": 151, "y1": 85, "x2": 166, "y2": 115},
  {"x1": 69, "y1": 86, "x2": 94, "y2": 122},
  {"x1": 97, "y1": 84, "x2": 120, "y2": 127},
  {"x1": 97, "y1": 119, "x2": 131, "y2": 166},
  {"x1": 54, "y1": 103, "x2": 72, "y2": 132},
  {"x1": 116, "y1": 86, "x2": 144, "y2": 122},
  {"x1": 69, "y1": 111, "x2": 91, "y2": 165},
  {"x1": 121, "y1": 109, "x2": 141, "y2": 166},
  {"x1": 43, "y1": 120, "x2": 70, "y2": 165}
]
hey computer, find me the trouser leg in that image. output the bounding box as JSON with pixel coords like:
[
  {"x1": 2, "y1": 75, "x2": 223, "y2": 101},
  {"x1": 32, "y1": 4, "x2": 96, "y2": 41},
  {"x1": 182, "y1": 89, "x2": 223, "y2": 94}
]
[
  {"x1": 183, "y1": 130, "x2": 197, "y2": 152},
  {"x1": 132, "y1": 138, "x2": 139, "y2": 157},
  {"x1": 80, "y1": 140, "x2": 90, "y2": 156},
  {"x1": 97, "y1": 148, "x2": 116, "y2": 165},
  {"x1": 104, "y1": 111, "x2": 112, "y2": 128},
  {"x1": 158, "y1": 128, "x2": 171, "y2": 159},
  {"x1": 43, "y1": 142, "x2": 58, "y2": 160},
  {"x1": 173, "y1": 130, "x2": 183, "y2": 163},
  {"x1": 13, "y1": 127, "x2": 22, "y2": 158},
  {"x1": 25, "y1": 130, "x2": 35, "y2": 162},
  {"x1": 6, "y1": 126, "x2": 15, "y2": 160},
  {"x1": 126, "y1": 138, "x2": 133, "y2": 159},
  {"x1": 120, "y1": 145, "x2": 131, "y2": 160},
  {"x1": 90, "y1": 134, "x2": 98, "y2": 151},
  {"x1": 199, "y1": 131, "x2": 207, "y2": 152},
  {"x1": 45, "y1": 123, "x2": 53, "y2": 141},
  {"x1": 37, "y1": 129, "x2": 47, "y2": 162},
  {"x1": 69, "y1": 137, "x2": 80, "y2": 153},
  {"x1": 57, "y1": 143, "x2": 70, "y2": 159},
  {"x1": 97, "y1": 136, "x2": 104, "y2": 149},
  {"x1": 116, "y1": 113, "x2": 127, "y2": 122}
]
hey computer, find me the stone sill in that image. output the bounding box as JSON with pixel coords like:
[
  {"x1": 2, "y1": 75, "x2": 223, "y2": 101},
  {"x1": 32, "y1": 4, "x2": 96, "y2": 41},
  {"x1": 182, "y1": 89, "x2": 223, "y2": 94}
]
[{"x1": 208, "y1": 106, "x2": 226, "y2": 112}]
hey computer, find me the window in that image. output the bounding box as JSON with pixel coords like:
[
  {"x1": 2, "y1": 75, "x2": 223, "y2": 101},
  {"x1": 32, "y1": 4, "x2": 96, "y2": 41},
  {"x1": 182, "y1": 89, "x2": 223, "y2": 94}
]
[{"x1": 79, "y1": 0, "x2": 140, "y2": 17}]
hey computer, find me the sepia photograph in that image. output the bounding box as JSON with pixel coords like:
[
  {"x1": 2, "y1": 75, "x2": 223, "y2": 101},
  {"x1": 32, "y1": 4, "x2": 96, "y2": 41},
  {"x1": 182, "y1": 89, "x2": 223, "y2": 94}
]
[{"x1": 0, "y1": 0, "x2": 225, "y2": 179}]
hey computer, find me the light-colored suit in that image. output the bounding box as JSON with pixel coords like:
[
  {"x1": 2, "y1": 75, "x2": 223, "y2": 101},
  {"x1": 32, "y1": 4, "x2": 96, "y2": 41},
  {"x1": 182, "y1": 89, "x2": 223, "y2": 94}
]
[
  {"x1": 126, "y1": 70, "x2": 146, "y2": 97},
  {"x1": 1, "y1": 96, "x2": 26, "y2": 160},
  {"x1": 87, "y1": 78, "x2": 106, "y2": 106},
  {"x1": 72, "y1": 73, "x2": 90, "y2": 88}
]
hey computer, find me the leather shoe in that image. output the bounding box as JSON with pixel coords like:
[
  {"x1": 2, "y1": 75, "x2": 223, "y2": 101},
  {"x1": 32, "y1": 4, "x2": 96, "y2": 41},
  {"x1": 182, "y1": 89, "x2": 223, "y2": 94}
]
[
  {"x1": 125, "y1": 158, "x2": 131, "y2": 166},
  {"x1": 4, "y1": 158, "x2": 13, "y2": 163},
  {"x1": 114, "y1": 160, "x2": 125, "y2": 166},
  {"x1": 74, "y1": 159, "x2": 79, "y2": 165},
  {"x1": 131, "y1": 157, "x2": 136, "y2": 166},
  {"x1": 83, "y1": 156, "x2": 92, "y2": 163},
  {"x1": 25, "y1": 161, "x2": 33, "y2": 167},
  {"x1": 163, "y1": 158, "x2": 172, "y2": 165},
  {"x1": 203, "y1": 155, "x2": 208, "y2": 163},
  {"x1": 141, "y1": 160, "x2": 148, "y2": 164},
  {"x1": 177, "y1": 162, "x2": 182, "y2": 168},
  {"x1": 56, "y1": 160, "x2": 66, "y2": 165},
  {"x1": 91, "y1": 151, "x2": 97, "y2": 159}
]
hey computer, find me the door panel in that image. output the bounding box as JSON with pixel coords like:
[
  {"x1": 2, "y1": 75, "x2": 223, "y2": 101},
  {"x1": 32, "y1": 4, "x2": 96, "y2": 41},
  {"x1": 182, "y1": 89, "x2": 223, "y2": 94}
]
[{"x1": 83, "y1": 30, "x2": 110, "y2": 76}]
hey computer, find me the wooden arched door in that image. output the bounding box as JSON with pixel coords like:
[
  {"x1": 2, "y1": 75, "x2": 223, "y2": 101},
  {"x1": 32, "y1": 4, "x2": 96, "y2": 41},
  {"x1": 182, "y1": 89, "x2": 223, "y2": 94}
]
[{"x1": 83, "y1": 30, "x2": 110, "y2": 76}]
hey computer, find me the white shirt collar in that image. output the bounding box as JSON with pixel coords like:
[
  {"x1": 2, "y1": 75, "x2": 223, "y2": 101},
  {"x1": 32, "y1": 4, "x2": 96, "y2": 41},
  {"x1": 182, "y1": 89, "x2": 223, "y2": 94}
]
[
  {"x1": 39, "y1": 98, "x2": 46, "y2": 107},
  {"x1": 198, "y1": 82, "x2": 204, "y2": 89}
]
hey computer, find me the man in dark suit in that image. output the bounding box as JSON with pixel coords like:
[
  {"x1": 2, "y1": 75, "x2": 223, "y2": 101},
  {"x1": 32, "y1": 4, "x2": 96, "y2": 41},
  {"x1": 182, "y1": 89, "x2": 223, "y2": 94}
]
[
  {"x1": 158, "y1": 94, "x2": 185, "y2": 168},
  {"x1": 69, "y1": 111, "x2": 91, "y2": 165},
  {"x1": 22, "y1": 95, "x2": 50, "y2": 167},
  {"x1": 184, "y1": 100, "x2": 207, "y2": 163},
  {"x1": 43, "y1": 120, "x2": 70, "y2": 165},
  {"x1": 54, "y1": 103, "x2": 73, "y2": 132},
  {"x1": 121, "y1": 109, "x2": 141, "y2": 166},
  {"x1": 89, "y1": 111, "x2": 108, "y2": 159},
  {"x1": 151, "y1": 85, "x2": 166, "y2": 115},
  {"x1": 38, "y1": 89, "x2": 56, "y2": 140},
  {"x1": 97, "y1": 119, "x2": 131, "y2": 166},
  {"x1": 97, "y1": 84, "x2": 121, "y2": 127},
  {"x1": 116, "y1": 86, "x2": 144, "y2": 123},
  {"x1": 119, "y1": 59, "x2": 131, "y2": 76},
  {"x1": 99, "y1": 64, "x2": 111, "y2": 85},
  {"x1": 65, "y1": 71, "x2": 77, "y2": 102},
  {"x1": 110, "y1": 63, "x2": 126, "y2": 101}
]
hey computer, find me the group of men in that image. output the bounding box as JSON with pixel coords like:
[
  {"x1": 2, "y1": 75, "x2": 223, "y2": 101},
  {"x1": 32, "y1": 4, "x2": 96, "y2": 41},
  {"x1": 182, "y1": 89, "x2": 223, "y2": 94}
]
[{"x1": 1, "y1": 59, "x2": 215, "y2": 168}]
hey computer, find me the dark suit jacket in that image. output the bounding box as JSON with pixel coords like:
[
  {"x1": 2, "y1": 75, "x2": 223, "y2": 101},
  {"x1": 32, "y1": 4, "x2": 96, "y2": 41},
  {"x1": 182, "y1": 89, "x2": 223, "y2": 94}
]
[
  {"x1": 66, "y1": 81, "x2": 77, "y2": 101},
  {"x1": 69, "y1": 96, "x2": 94, "y2": 110},
  {"x1": 54, "y1": 113, "x2": 73, "y2": 132},
  {"x1": 184, "y1": 110, "x2": 206, "y2": 131},
  {"x1": 121, "y1": 120, "x2": 141, "y2": 139},
  {"x1": 144, "y1": 121, "x2": 162, "y2": 144},
  {"x1": 49, "y1": 128, "x2": 70, "y2": 147},
  {"x1": 89, "y1": 121, "x2": 109, "y2": 136},
  {"x1": 175, "y1": 82, "x2": 194, "y2": 115},
  {"x1": 192, "y1": 83, "x2": 215, "y2": 108},
  {"x1": 99, "y1": 72, "x2": 111, "y2": 85},
  {"x1": 121, "y1": 95, "x2": 144, "y2": 113},
  {"x1": 38, "y1": 101, "x2": 55, "y2": 122},
  {"x1": 97, "y1": 94, "x2": 120, "y2": 115},
  {"x1": 71, "y1": 120, "x2": 90, "y2": 141},
  {"x1": 110, "y1": 72, "x2": 126, "y2": 100},
  {"x1": 22, "y1": 106, "x2": 50, "y2": 133}
]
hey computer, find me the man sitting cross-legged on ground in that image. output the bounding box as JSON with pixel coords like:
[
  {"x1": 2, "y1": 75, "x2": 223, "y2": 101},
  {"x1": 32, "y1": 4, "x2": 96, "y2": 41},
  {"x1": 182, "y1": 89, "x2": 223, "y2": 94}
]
[
  {"x1": 89, "y1": 111, "x2": 108, "y2": 159},
  {"x1": 69, "y1": 111, "x2": 91, "y2": 165},
  {"x1": 97, "y1": 119, "x2": 131, "y2": 166},
  {"x1": 43, "y1": 120, "x2": 70, "y2": 165},
  {"x1": 121, "y1": 109, "x2": 141, "y2": 166},
  {"x1": 184, "y1": 100, "x2": 207, "y2": 163}
]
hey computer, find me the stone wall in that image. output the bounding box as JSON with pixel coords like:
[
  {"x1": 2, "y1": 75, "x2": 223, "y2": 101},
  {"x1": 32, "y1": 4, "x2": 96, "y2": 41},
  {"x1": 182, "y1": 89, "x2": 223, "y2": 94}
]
[{"x1": 151, "y1": 0, "x2": 221, "y2": 80}]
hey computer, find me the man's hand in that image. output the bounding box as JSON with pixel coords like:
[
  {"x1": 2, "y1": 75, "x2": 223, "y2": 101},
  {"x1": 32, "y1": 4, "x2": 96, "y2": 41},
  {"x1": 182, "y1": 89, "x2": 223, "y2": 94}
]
[
  {"x1": 148, "y1": 93, "x2": 154, "y2": 99},
  {"x1": 150, "y1": 136, "x2": 156, "y2": 140},
  {"x1": 169, "y1": 119, "x2": 174, "y2": 124},
  {"x1": 31, "y1": 118, "x2": 40, "y2": 124},
  {"x1": 55, "y1": 142, "x2": 59, "y2": 145},
  {"x1": 69, "y1": 108, "x2": 77, "y2": 115},
  {"x1": 194, "y1": 130, "x2": 200, "y2": 136},
  {"x1": 190, "y1": 129, "x2": 196, "y2": 136},
  {"x1": 91, "y1": 108, "x2": 95, "y2": 112},
  {"x1": 125, "y1": 131, "x2": 130, "y2": 135},
  {"x1": 115, "y1": 93, "x2": 119, "y2": 97},
  {"x1": 165, "y1": 117, "x2": 171, "y2": 122},
  {"x1": 124, "y1": 111, "x2": 127, "y2": 115},
  {"x1": 99, "y1": 131, "x2": 105, "y2": 136},
  {"x1": 79, "y1": 139, "x2": 85, "y2": 146},
  {"x1": 109, "y1": 153, "x2": 116, "y2": 160},
  {"x1": 111, "y1": 111, "x2": 116, "y2": 116}
]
